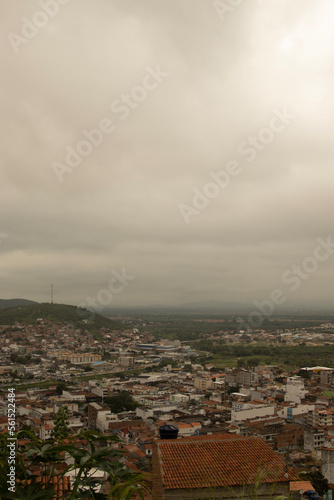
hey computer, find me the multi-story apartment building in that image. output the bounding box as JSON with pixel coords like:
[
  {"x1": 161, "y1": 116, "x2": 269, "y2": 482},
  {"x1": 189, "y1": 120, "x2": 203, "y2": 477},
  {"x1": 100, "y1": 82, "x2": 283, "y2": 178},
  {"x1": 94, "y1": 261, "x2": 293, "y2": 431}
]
[
  {"x1": 231, "y1": 401, "x2": 275, "y2": 422},
  {"x1": 68, "y1": 353, "x2": 102, "y2": 364},
  {"x1": 304, "y1": 428, "x2": 325, "y2": 452},
  {"x1": 236, "y1": 370, "x2": 260, "y2": 387},
  {"x1": 313, "y1": 407, "x2": 334, "y2": 427},
  {"x1": 284, "y1": 376, "x2": 306, "y2": 404},
  {"x1": 320, "y1": 369, "x2": 334, "y2": 385},
  {"x1": 87, "y1": 402, "x2": 111, "y2": 429},
  {"x1": 194, "y1": 377, "x2": 214, "y2": 392},
  {"x1": 119, "y1": 355, "x2": 135, "y2": 367}
]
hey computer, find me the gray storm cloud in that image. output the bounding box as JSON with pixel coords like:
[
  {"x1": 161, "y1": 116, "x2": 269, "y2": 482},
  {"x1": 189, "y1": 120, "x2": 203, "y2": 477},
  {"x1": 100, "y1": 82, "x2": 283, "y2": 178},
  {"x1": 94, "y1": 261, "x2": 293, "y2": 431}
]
[{"x1": 1, "y1": 0, "x2": 334, "y2": 308}]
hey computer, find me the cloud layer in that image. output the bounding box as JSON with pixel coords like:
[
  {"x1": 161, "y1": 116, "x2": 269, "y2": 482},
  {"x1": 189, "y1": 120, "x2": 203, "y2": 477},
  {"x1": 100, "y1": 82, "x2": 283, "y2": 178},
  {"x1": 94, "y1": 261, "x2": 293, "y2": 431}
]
[{"x1": 2, "y1": 0, "x2": 334, "y2": 308}]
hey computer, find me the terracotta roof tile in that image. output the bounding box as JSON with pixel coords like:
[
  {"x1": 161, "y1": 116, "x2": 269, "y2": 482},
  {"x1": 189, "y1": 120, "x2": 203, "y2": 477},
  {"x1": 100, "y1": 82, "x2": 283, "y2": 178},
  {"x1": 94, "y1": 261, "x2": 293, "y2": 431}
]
[
  {"x1": 155, "y1": 434, "x2": 296, "y2": 490},
  {"x1": 23, "y1": 475, "x2": 71, "y2": 499},
  {"x1": 290, "y1": 481, "x2": 314, "y2": 491}
]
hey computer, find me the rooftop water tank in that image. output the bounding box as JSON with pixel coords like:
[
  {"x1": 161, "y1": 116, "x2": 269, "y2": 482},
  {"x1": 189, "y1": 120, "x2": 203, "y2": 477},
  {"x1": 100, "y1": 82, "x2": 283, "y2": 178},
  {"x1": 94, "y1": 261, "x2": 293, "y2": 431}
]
[{"x1": 159, "y1": 424, "x2": 179, "y2": 440}]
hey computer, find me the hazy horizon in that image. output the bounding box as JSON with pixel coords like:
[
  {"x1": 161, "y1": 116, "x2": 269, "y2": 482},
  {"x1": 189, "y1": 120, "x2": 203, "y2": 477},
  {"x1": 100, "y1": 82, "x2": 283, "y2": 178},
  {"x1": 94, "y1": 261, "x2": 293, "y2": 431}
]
[
  {"x1": 1, "y1": 296, "x2": 334, "y2": 315},
  {"x1": 2, "y1": 0, "x2": 334, "y2": 310}
]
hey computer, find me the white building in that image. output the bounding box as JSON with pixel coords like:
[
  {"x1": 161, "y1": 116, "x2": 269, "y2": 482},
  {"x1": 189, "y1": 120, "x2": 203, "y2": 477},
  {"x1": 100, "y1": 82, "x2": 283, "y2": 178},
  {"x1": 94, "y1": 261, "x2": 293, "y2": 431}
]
[
  {"x1": 231, "y1": 402, "x2": 275, "y2": 422},
  {"x1": 39, "y1": 424, "x2": 53, "y2": 440},
  {"x1": 134, "y1": 373, "x2": 164, "y2": 384},
  {"x1": 168, "y1": 422, "x2": 201, "y2": 436},
  {"x1": 277, "y1": 403, "x2": 315, "y2": 421},
  {"x1": 136, "y1": 405, "x2": 178, "y2": 420},
  {"x1": 169, "y1": 393, "x2": 190, "y2": 403},
  {"x1": 24, "y1": 365, "x2": 41, "y2": 374},
  {"x1": 194, "y1": 377, "x2": 214, "y2": 391},
  {"x1": 62, "y1": 390, "x2": 86, "y2": 402},
  {"x1": 96, "y1": 412, "x2": 119, "y2": 433},
  {"x1": 91, "y1": 386, "x2": 108, "y2": 399},
  {"x1": 284, "y1": 376, "x2": 306, "y2": 404},
  {"x1": 313, "y1": 408, "x2": 334, "y2": 427},
  {"x1": 53, "y1": 403, "x2": 78, "y2": 414}
]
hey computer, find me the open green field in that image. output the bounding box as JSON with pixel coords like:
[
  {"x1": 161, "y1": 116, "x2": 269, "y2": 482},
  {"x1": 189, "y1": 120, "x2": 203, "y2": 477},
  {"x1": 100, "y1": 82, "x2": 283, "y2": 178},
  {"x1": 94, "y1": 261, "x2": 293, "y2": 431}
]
[
  {"x1": 0, "y1": 379, "x2": 58, "y2": 391},
  {"x1": 76, "y1": 368, "x2": 141, "y2": 382},
  {"x1": 210, "y1": 356, "x2": 237, "y2": 368},
  {"x1": 195, "y1": 340, "x2": 334, "y2": 369},
  {"x1": 0, "y1": 366, "x2": 144, "y2": 391}
]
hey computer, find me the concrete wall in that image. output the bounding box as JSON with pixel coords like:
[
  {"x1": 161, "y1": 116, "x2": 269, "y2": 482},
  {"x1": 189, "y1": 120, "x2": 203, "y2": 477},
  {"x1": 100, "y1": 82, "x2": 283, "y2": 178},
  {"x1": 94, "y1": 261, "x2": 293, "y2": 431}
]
[
  {"x1": 321, "y1": 448, "x2": 334, "y2": 483},
  {"x1": 158, "y1": 482, "x2": 290, "y2": 500},
  {"x1": 231, "y1": 405, "x2": 275, "y2": 422}
]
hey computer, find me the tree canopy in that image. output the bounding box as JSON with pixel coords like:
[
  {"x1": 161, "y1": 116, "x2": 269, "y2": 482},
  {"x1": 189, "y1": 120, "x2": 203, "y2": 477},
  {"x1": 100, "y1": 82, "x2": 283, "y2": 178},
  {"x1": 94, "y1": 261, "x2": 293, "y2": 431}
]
[
  {"x1": 104, "y1": 391, "x2": 138, "y2": 413},
  {"x1": 299, "y1": 470, "x2": 329, "y2": 497},
  {"x1": 0, "y1": 429, "x2": 146, "y2": 499}
]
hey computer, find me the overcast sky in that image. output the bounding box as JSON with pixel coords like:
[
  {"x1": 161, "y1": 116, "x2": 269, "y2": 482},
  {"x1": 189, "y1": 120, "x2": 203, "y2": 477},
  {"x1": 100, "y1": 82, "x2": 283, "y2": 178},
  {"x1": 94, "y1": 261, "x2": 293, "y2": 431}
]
[{"x1": 2, "y1": 0, "x2": 334, "y2": 310}]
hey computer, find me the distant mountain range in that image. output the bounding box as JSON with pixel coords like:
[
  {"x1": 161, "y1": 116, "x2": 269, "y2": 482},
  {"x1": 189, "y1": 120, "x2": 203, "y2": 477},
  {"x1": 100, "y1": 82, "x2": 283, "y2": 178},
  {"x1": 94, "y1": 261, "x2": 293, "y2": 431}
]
[
  {"x1": 101, "y1": 300, "x2": 334, "y2": 316},
  {"x1": 102, "y1": 300, "x2": 252, "y2": 315},
  {"x1": 0, "y1": 302, "x2": 123, "y2": 331},
  {"x1": 177, "y1": 300, "x2": 248, "y2": 311},
  {"x1": 1, "y1": 298, "x2": 332, "y2": 320}
]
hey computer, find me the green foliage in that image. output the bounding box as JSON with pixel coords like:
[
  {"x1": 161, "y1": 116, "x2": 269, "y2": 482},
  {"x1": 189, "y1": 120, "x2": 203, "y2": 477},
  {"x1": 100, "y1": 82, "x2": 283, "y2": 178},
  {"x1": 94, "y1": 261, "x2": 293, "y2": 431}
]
[
  {"x1": 297, "y1": 369, "x2": 311, "y2": 379},
  {"x1": 110, "y1": 474, "x2": 149, "y2": 500},
  {"x1": 299, "y1": 469, "x2": 329, "y2": 496},
  {"x1": 146, "y1": 317, "x2": 226, "y2": 340},
  {"x1": 193, "y1": 340, "x2": 334, "y2": 368},
  {"x1": 322, "y1": 390, "x2": 334, "y2": 398},
  {"x1": 247, "y1": 357, "x2": 261, "y2": 367},
  {"x1": 0, "y1": 303, "x2": 123, "y2": 331},
  {"x1": 158, "y1": 358, "x2": 177, "y2": 368},
  {"x1": 56, "y1": 381, "x2": 67, "y2": 395},
  {"x1": 52, "y1": 406, "x2": 69, "y2": 442},
  {"x1": 104, "y1": 391, "x2": 138, "y2": 413},
  {"x1": 227, "y1": 385, "x2": 241, "y2": 395},
  {"x1": 0, "y1": 430, "x2": 59, "y2": 500},
  {"x1": 10, "y1": 354, "x2": 33, "y2": 365},
  {"x1": 10, "y1": 482, "x2": 56, "y2": 499},
  {"x1": 0, "y1": 429, "x2": 145, "y2": 499},
  {"x1": 141, "y1": 313, "x2": 334, "y2": 342},
  {"x1": 0, "y1": 298, "x2": 37, "y2": 309}
]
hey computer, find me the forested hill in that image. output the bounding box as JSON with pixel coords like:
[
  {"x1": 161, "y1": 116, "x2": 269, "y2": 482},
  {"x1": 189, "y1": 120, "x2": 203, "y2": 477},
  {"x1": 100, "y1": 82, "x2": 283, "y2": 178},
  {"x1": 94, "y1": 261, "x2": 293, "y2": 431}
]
[
  {"x1": 0, "y1": 303, "x2": 123, "y2": 331},
  {"x1": 0, "y1": 298, "x2": 38, "y2": 309}
]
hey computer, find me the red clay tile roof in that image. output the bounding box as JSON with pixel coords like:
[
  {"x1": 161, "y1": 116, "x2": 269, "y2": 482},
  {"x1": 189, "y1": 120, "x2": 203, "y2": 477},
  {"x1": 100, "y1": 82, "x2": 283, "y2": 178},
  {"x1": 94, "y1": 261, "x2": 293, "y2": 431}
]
[
  {"x1": 176, "y1": 433, "x2": 245, "y2": 442},
  {"x1": 23, "y1": 475, "x2": 71, "y2": 498},
  {"x1": 290, "y1": 481, "x2": 314, "y2": 492},
  {"x1": 155, "y1": 434, "x2": 296, "y2": 490}
]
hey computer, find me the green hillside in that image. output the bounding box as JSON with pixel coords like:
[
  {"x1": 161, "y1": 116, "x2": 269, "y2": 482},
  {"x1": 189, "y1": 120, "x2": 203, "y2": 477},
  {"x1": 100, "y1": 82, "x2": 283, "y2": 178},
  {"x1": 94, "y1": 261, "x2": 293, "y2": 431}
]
[
  {"x1": 0, "y1": 298, "x2": 38, "y2": 309},
  {"x1": 0, "y1": 303, "x2": 123, "y2": 331}
]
